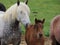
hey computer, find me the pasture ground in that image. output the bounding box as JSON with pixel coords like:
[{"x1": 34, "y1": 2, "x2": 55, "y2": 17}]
[
  {"x1": 9, "y1": 34, "x2": 52, "y2": 45},
  {"x1": 0, "y1": 0, "x2": 60, "y2": 36}
]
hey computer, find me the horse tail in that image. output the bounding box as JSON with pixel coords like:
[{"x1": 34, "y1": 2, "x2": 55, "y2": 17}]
[{"x1": 0, "y1": 3, "x2": 6, "y2": 12}]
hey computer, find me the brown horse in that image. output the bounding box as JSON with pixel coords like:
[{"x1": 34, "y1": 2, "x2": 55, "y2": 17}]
[
  {"x1": 25, "y1": 18, "x2": 45, "y2": 45},
  {"x1": 50, "y1": 15, "x2": 60, "y2": 45}
]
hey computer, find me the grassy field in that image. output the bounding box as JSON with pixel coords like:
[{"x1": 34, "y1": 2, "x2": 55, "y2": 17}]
[{"x1": 0, "y1": 0, "x2": 60, "y2": 36}]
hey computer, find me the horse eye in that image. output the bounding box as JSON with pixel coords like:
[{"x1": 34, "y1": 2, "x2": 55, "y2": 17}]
[
  {"x1": 40, "y1": 25, "x2": 43, "y2": 29},
  {"x1": 20, "y1": 11, "x2": 25, "y2": 15},
  {"x1": 39, "y1": 25, "x2": 43, "y2": 29}
]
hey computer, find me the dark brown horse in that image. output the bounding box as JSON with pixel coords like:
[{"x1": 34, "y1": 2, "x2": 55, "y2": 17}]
[
  {"x1": 0, "y1": 3, "x2": 6, "y2": 12},
  {"x1": 25, "y1": 18, "x2": 45, "y2": 45},
  {"x1": 50, "y1": 15, "x2": 60, "y2": 45}
]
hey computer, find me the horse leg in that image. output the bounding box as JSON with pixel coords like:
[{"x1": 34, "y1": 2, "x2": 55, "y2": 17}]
[
  {"x1": 16, "y1": 40, "x2": 21, "y2": 45},
  {"x1": 0, "y1": 39, "x2": 1, "y2": 45},
  {"x1": 1, "y1": 41, "x2": 7, "y2": 45},
  {"x1": 55, "y1": 39, "x2": 60, "y2": 45},
  {"x1": 51, "y1": 36, "x2": 56, "y2": 45},
  {"x1": 13, "y1": 40, "x2": 21, "y2": 45},
  {"x1": 1, "y1": 43, "x2": 7, "y2": 45},
  {"x1": 1, "y1": 39, "x2": 7, "y2": 45},
  {"x1": 13, "y1": 38, "x2": 21, "y2": 45}
]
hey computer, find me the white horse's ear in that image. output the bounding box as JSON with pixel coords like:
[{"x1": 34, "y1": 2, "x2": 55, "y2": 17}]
[
  {"x1": 17, "y1": 0, "x2": 20, "y2": 6},
  {"x1": 25, "y1": 0, "x2": 28, "y2": 4}
]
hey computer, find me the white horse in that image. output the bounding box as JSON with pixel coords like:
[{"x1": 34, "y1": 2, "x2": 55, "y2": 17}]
[{"x1": 0, "y1": 0, "x2": 30, "y2": 45}]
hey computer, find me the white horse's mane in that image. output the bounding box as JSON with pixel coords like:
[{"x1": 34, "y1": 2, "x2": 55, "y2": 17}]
[{"x1": 3, "y1": 2, "x2": 30, "y2": 22}]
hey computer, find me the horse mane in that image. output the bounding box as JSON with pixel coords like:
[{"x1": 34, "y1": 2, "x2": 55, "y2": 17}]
[
  {"x1": 3, "y1": 4, "x2": 17, "y2": 22},
  {"x1": 3, "y1": 2, "x2": 30, "y2": 22}
]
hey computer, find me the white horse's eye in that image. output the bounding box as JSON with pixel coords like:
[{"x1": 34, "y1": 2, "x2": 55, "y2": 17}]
[{"x1": 20, "y1": 11, "x2": 25, "y2": 15}]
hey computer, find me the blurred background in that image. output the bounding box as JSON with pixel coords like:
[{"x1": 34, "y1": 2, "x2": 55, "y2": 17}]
[{"x1": 0, "y1": 0, "x2": 60, "y2": 36}]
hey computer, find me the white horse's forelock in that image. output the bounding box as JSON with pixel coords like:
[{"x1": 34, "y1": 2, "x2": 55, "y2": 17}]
[{"x1": 19, "y1": 2, "x2": 30, "y2": 15}]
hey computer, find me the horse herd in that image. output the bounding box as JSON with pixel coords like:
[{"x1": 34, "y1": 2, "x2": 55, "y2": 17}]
[{"x1": 0, "y1": 0, "x2": 60, "y2": 45}]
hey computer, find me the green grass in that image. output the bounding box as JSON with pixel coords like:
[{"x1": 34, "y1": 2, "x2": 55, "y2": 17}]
[{"x1": 0, "y1": 0, "x2": 60, "y2": 36}]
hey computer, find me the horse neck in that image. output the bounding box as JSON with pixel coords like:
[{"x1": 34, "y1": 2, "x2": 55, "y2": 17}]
[
  {"x1": 10, "y1": 19, "x2": 19, "y2": 31},
  {"x1": 3, "y1": 4, "x2": 18, "y2": 22}
]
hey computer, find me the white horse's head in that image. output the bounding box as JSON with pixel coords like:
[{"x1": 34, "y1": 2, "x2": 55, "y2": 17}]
[
  {"x1": 3, "y1": 0, "x2": 30, "y2": 27},
  {"x1": 16, "y1": 0, "x2": 31, "y2": 27}
]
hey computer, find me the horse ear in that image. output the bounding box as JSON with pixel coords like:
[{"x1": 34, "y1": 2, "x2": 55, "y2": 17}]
[
  {"x1": 35, "y1": 18, "x2": 38, "y2": 24},
  {"x1": 25, "y1": 0, "x2": 28, "y2": 4},
  {"x1": 17, "y1": 0, "x2": 20, "y2": 6},
  {"x1": 42, "y1": 18, "x2": 45, "y2": 24}
]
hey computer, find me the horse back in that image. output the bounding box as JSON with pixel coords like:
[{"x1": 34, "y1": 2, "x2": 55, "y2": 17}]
[{"x1": 50, "y1": 15, "x2": 60, "y2": 43}]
